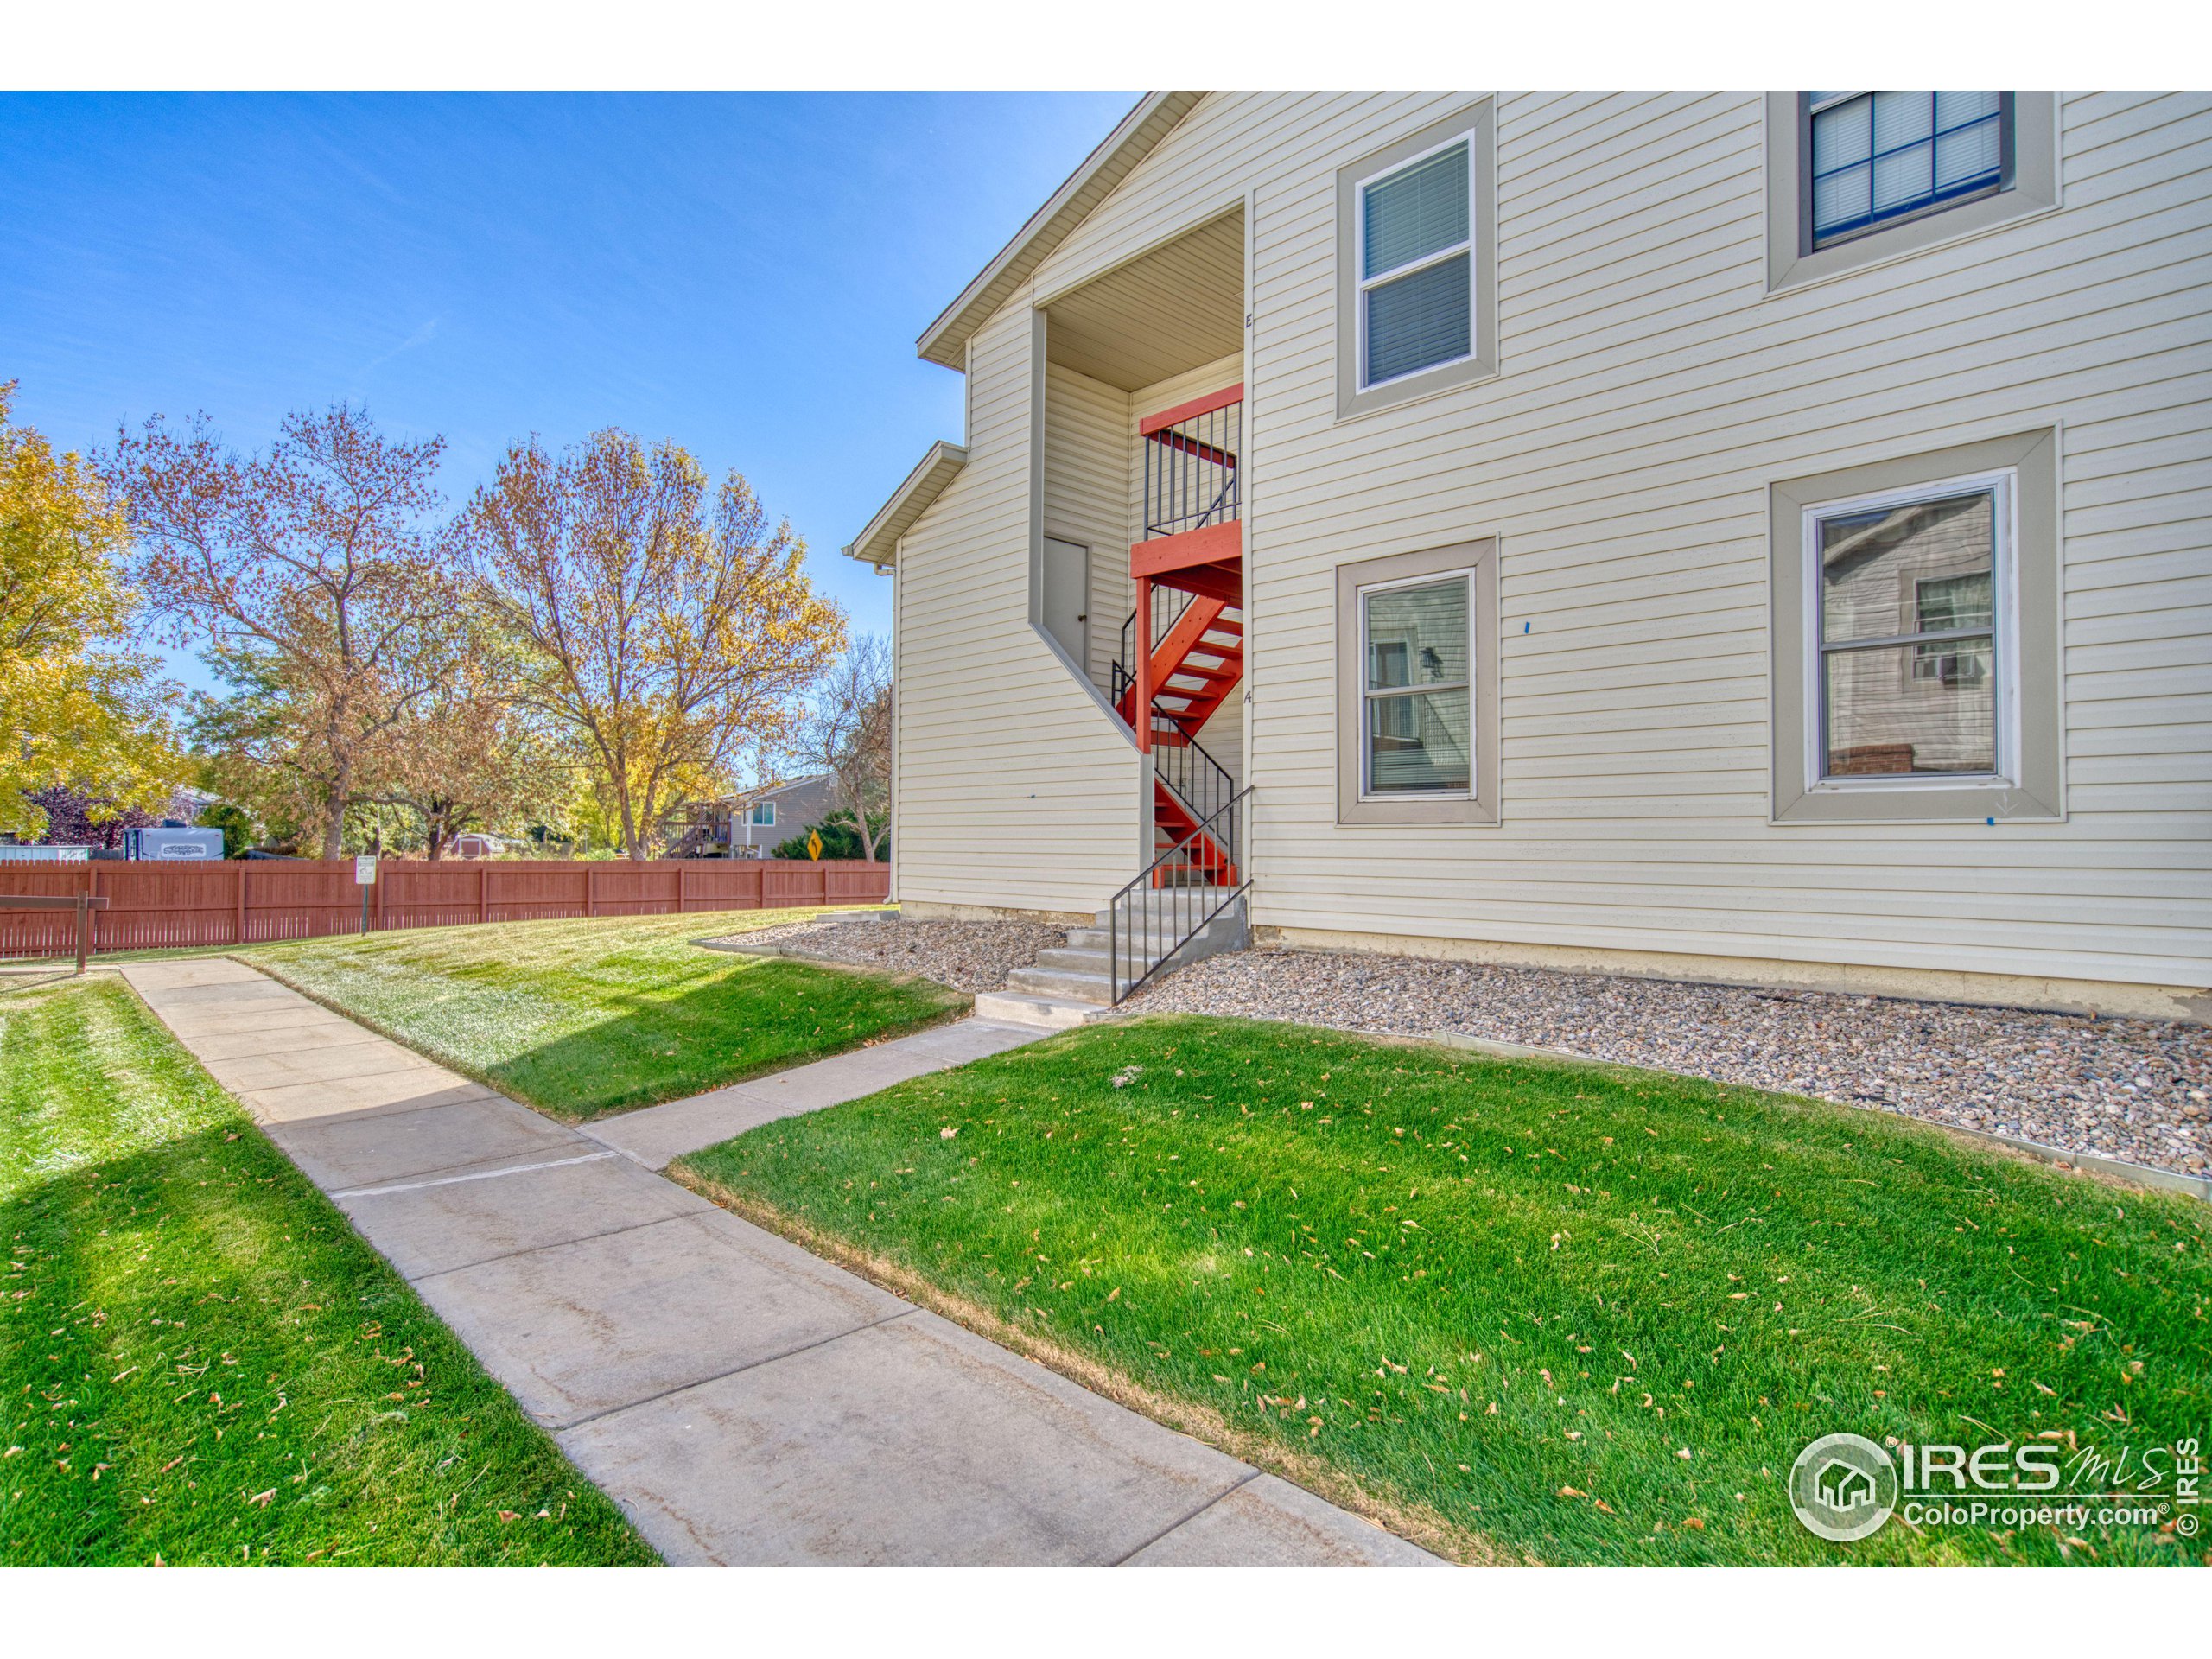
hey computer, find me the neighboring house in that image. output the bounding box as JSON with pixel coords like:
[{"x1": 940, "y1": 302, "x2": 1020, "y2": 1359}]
[
  {"x1": 448, "y1": 831, "x2": 517, "y2": 860},
  {"x1": 846, "y1": 91, "x2": 2212, "y2": 1020},
  {"x1": 666, "y1": 774, "x2": 847, "y2": 858}
]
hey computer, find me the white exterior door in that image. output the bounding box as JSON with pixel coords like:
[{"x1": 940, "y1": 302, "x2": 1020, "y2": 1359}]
[{"x1": 1041, "y1": 537, "x2": 1090, "y2": 668}]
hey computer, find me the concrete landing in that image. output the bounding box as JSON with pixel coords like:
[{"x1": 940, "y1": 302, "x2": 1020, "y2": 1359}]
[{"x1": 118, "y1": 957, "x2": 1444, "y2": 1568}]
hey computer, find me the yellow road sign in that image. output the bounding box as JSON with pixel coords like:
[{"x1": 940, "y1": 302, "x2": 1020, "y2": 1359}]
[{"x1": 805, "y1": 830, "x2": 823, "y2": 861}]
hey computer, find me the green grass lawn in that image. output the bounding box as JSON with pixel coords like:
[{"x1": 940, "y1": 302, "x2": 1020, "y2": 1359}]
[
  {"x1": 243, "y1": 911, "x2": 968, "y2": 1119},
  {"x1": 678, "y1": 1015, "x2": 2211, "y2": 1567},
  {"x1": 1, "y1": 976, "x2": 658, "y2": 1566}
]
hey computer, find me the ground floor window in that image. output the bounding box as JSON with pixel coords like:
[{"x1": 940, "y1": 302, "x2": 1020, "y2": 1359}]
[
  {"x1": 1336, "y1": 537, "x2": 1498, "y2": 825},
  {"x1": 1362, "y1": 572, "x2": 1474, "y2": 795},
  {"x1": 1813, "y1": 474, "x2": 2008, "y2": 781},
  {"x1": 1769, "y1": 429, "x2": 2062, "y2": 824}
]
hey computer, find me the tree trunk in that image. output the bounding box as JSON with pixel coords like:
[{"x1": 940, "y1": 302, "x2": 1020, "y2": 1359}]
[
  {"x1": 613, "y1": 758, "x2": 642, "y2": 861},
  {"x1": 846, "y1": 777, "x2": 879, "y2": 862},
  {"x1": 321, "y1": 762, "x2": 350, "y2": 861}
]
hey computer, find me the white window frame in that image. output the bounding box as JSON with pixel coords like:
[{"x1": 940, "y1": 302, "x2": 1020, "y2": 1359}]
[
  {"x1": 750, "y1": 801, "x2": 776, "y2": 827},
  {"x1": 1357, "y1": 566, "x2": 1478, "y2": 802},
  {"x1": 1353, "y1": 130, "x2": 1479, "y2": 393},
  {"x1": 1801, "y1": 467, "x2": 2020, "y2": 798}
]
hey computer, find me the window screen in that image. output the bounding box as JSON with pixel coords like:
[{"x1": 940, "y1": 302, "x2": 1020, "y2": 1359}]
[
  {"x1": 1363, "y1": 576, "x2": 1473, "y2": 794},
  {"x1": 1360, "y1": 142, "x2": 1474, "y2": 386},
  {"x1": 1815, "y1": 488, "x2": 2000, "y2": 778}
]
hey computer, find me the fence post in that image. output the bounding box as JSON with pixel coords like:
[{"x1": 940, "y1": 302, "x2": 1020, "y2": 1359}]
[
  {"x1": 376, "y1": 862, "x2": 387, "y2": 934},
  {"x1": 677, "y1": 861, "x2": 688, "y2": 915},
  {"x1": 235, "y1": 861, "x2": 246, "y2": 945},
  {"x1": 478, "y1": 863, "x2": 487, "y2": 925},
  {"x1": 586, "y1": 863, "x2": 595, "y2": 918},
  {"x1": 86, "y1": 862, "x2": 101, "y2": 957}
]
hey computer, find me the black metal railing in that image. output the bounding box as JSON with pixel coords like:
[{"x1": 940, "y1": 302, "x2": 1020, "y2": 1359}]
[
  {"x1": 1107, "y1": 787, "x2": 1251, "y2": 1004},
  {"x1": 1155, "y1": 729, "x2": 1236, "y2": 860},
  {"x1": 1141, "y1": 395, "x2": 1242, "y2": 541}
]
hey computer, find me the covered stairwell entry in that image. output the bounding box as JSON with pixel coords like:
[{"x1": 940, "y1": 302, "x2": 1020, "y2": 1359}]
[
  {"x1": 996, "y1": 381, "x2": 1253, "y2": 1019},
  {"x1": 1113, "y1": 381, "x2": 1248, "y2": 893}
]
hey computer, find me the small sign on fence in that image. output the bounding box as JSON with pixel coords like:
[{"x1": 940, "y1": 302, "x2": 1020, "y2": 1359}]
[{"x1": 354, "y1": 855, "x2": 377, "y2": 886}]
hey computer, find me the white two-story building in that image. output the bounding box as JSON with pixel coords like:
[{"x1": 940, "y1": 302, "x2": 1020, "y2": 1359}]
[{"x1": 847, "y1": 91, "x2": 2211, "y2": 1021}]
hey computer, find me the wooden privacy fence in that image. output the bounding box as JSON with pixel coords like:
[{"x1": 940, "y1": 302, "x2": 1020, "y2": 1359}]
[{"x1": 0, "y1": 858, "x2": 892, "y2": 959}]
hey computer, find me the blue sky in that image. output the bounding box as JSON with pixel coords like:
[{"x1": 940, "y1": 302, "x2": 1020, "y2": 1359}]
[{"x1": 0, "y1": 92, "x2": 1135, "y2": 690}]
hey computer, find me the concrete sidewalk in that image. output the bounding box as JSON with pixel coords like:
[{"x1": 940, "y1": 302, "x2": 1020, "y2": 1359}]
[
  {"x1": 119, "y1": 957, "x2": 1445, "y2": 1567},
  {"x1": 584, "y1": 1015, "x2": 1043, "y2": 1170}
]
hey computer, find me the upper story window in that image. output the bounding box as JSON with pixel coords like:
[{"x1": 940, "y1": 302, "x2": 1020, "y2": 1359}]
[
  {"x1": 1357, "y1": 137, "x2": 1475, "y2": 388},
  {"x1": 1765, "y1": 92, "x2": 2056, "y2": 292},
  {"x1": 749, "y1": 801, "x2": 775, "y2": 827},
  {"x1": 1336, "y1": 100, "x2": 1497, "y2": 419},
  {"x1": 1808, "y1": 92, "x2": 2009, "y2": 246}
]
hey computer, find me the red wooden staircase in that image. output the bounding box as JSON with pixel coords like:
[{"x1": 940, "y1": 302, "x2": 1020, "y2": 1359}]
[{"x1": 1111, "y1": 384, "x2": 1246, "y2": 887}]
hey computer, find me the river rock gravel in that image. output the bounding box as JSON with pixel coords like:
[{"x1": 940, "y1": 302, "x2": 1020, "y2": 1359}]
[
  {"x1": 1129, "y1": 946, "x2": 2211, "y2": 1179},
  {"x1": 730, "y1": 916, "x2": 1066, "y2": 994}
]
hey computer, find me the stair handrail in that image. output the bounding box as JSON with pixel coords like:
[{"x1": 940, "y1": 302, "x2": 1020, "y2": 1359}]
[
  {"x1": 1153, "y1": 726, "x2": 1236, "y2": 858},
  {"x1": 1141, "y1": 391, "x2": 1242, "y2": 542},
  {"x1": 1106, "y1": 786, "x2": 1252, "y2": 1004}
]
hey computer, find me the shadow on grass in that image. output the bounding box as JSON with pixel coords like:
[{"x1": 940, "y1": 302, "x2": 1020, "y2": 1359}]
[
  {"x1": 677, "y1": 1014, "x2": 2212, "y2": 1567},
  {"x1": 481, "y1": 958, "x2": 969, "y2": 1118},
  {"x1": 245, "y1": 933, "x2": 971, "y2": 1122},
  {"x1": 0, "y1": 1119, "x2": 657, "y2": 1567}
]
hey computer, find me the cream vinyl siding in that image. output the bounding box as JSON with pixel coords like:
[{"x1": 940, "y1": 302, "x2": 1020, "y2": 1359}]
[
  {"x1": 890, "y1": 301, "x2": 1141, "y2": 915},
  {"x1": 1042, "y1": 361, "x2": 1131, "y2": 692},
  {"x1": 991, "y1": 89, "x2": 2212, "y2": 992},
  {"x1": 1127, "y1": 352, "x2": 1249, "y2": 785}
]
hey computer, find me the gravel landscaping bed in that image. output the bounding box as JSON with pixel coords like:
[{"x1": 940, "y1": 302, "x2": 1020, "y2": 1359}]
[
  {"x1": 1131, "y1": 947, "x2": 2212, "y2": 1179},
  {"x1": 729, "y1": 916, "x2": 1066, "y2": 993}
]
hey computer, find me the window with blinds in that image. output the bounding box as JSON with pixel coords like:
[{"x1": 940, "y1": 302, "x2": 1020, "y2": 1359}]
[
  {"x1": 1357, "y1": 137, "x2": 1475, "y2": 388},
  {"x1": 1808, "y1": 92, "x2": 2009, "y2": 245}
]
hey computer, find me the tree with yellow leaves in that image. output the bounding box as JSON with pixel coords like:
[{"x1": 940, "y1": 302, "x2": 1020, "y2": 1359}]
[
  {"x1": 460, "y1": 429, "x2": 845, "y2": 861},
  {"x1": 0, "y1": 382, "x2": 181, "y2": 840}
]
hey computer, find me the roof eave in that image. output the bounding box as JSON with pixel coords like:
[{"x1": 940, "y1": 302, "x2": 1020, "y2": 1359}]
[
  {"x1": 914, "y1": 90, "x2": 1206, "y2": 372},
  {"x1": 842, "y1": 441, "x2": 969, "y2": 569}
]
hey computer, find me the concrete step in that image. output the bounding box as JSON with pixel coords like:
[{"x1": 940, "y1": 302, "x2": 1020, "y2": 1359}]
[
  {"x1": 972, "y1": 991, "x2": 1112, "y2": 1029},
  {"x1": 1032, "y1": 946, "x2": 1112, "y2": 975},
  {"x1": 1063, "y1": 925, "x2": 1112, "y2": 953},
  {"x1": 1002, "y1": 963, "x2": 1114, "y2": 1003}
]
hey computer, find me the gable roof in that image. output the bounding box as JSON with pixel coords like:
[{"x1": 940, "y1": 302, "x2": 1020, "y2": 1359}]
[
  {"x1": 842, "y1": 440, "x2": 969, "y2": 568},
  {"x1": 915, "y1": 91, "x2": 1206, "y2": 370}
]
